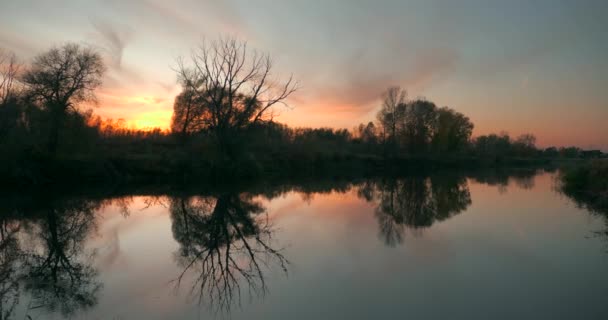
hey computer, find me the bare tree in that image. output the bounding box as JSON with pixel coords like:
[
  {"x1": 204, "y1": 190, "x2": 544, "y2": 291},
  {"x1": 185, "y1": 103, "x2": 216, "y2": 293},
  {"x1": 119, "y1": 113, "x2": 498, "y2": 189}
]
[
  {"x1": 174, "y1": 37, "x2": 298, "y2": 153},
  {"x1": 22, "y1": 43, "x2": 105, "y2": 154},
  {"x1": 0, "y1": 49, "x2": 20, "y2": 107},
  {"x1": 377, "y1": 87, "x2": 407, "y2": 155},
  {"x1": 0, "y1": 49, "x2": 23, "y2": 140}
]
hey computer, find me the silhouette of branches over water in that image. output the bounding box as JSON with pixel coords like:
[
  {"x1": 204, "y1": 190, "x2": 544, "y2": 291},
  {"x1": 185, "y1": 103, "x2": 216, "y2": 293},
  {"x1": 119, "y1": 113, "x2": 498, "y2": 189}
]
[
  {"x1": 0, "y1": 196, "x2": 106, "y2": 318},
  {"x1": 169, "y1": 193, "x2": 289, "y2": 313},
  {"x1": 20, "y1": 198, "x2": 103, "y2": 316},
  {"x1": 0, "y1": 217, "x2": 21, "y2": 320},
  {"x1": 558, "y1": 161, "x2": 608, "y2": 248}
]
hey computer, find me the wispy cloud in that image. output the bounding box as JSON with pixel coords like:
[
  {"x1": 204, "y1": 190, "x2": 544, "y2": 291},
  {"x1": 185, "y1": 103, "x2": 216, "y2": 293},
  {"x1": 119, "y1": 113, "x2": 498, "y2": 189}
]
[{"x1": 90, "y1": 18, "x2": 132, "y2": 69}]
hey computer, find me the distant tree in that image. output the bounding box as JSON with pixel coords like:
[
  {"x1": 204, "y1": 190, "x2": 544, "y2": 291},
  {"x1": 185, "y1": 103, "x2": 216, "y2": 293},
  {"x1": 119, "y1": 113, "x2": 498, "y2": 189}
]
[
  {"x1": 0, "y1": 49, "x2": 22, "y2": 140},
  {"x1": 559, "y1": 146, "x2": 581, "y2": 158},
  {"x1": 377, "y1": 87, "x2": 407, "y2": 155},
  {"x1": 404, "y1": 99, "x2": 437, "y2": 153},
  {"x1": 431, "y1": 107, "x2": 474, "y2": 154},
  {"x1": 174, "y1": 37, "x2": 297, "y2": 155},
  {"x1": 22, "y1": 43, "x2": 105, "y2": 154},
  {"x1": 513, "y1": 133, "x2": 537, "y2": 157},
  {"x1": 543, "y1": 147, "x2": 558, "y2": 158},
  {"x1": 474, "y1": 132, "x2": 512, "y2": 157},
  {"x1": 0, "y1": 49, "x2": 20, "y2": 107},
  {"x1": 355, "y1": 121, "x2": 378, "y2": 145}
]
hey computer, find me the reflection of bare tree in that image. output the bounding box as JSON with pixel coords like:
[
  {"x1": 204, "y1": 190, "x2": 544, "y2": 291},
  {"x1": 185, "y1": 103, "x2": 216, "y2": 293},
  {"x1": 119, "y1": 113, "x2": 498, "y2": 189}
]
[
  {"x1": 0, "y1": 218, "x2": 21, "y2": 320},
  {"x1": 360, "y1": 176, "x2": 471, "y2": 247},
  {"x1": 170, "y1": 193, "x2": 288, "y2": 313},
  {"x1": 21, "y1": 199, "x2": 102, "y2": 317}
]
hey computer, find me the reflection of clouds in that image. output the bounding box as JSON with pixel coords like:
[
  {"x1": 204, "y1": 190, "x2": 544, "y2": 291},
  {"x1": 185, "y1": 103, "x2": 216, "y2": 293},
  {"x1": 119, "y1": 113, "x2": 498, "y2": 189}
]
[{"x1": 92, "y1": 197, "x2": 170, "y2": 269}]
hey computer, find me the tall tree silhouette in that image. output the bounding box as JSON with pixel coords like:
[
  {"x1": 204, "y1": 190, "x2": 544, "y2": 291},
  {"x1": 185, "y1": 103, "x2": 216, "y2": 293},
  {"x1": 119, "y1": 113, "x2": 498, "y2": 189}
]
[
  {"x1": 169, "y1": 193, "x2": 288, "y2": 313},
  {"x1": 0, "y1": 49, "x2": 20, "y2": 107},
  {"x1": 376, "y1": 87, "x2": 407, "y2": 156},
  {"x1": 173, "y1": 37, "x2": 297, "y2": 155},
  {"x1": 22, "y1": 43, "x2": 105, "y2": 155},
  {"x1": 0, "y1": 49, "x2": 21, "y2": 142}
]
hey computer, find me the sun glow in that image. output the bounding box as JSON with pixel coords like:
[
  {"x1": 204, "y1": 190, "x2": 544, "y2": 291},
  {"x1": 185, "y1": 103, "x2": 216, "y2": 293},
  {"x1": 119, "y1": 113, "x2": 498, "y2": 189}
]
[
  {"x1": 129, "y1": 110, "x2": 172, "y2": 130},
  {"x1": 95, "y1": 91, "x2": 175, "y2": 131}
]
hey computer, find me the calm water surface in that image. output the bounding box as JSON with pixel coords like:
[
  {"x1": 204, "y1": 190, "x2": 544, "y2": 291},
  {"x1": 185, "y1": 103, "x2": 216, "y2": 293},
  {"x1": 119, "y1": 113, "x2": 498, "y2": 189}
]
[{"x1": 1, "y1": 171, "x2": 607, "y2": 319}]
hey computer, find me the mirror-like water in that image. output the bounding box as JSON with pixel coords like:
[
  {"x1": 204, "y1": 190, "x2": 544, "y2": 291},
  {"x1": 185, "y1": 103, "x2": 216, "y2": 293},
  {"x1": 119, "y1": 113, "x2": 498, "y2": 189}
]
[{"x1": 1, "y1": 170, "x2": 607, "y2": 319}]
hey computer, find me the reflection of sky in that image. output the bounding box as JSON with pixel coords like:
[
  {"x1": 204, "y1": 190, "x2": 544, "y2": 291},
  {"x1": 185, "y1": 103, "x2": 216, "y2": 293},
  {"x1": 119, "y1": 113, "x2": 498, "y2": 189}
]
[
  {"x1": 32, "y1": 173, "x2": 602, "y2": 319},
  {"x1": 1, "y1": 0, "x2": 607, "y2": 149}
]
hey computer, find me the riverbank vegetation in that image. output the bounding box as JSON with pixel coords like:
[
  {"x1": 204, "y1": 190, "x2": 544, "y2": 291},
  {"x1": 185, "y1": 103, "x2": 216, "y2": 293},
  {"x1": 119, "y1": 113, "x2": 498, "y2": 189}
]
[
  {"x1": 0, "y1": 40, "x2": 603, "y2": 187},
  {"x1": 559, "y1": 160, "x2": 608, "y2": 213}
]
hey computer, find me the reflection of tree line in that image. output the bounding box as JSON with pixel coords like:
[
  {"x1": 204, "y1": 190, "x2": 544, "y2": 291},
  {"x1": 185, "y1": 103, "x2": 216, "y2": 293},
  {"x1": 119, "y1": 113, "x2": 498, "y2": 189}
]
[
  {"x1": 0, "y1": 193, "x2": 289, "y2": 318},
  {"x1": 558, "y1": 163, "x2": 608, "y2": 248},
  {"x1": 0, "y1": 170, "x2": 543, "y2": 318},
  {"x1": 469, "y1": 168, "x2": 542, "y2": 193},
  {"x1": 357, "y1": 175, "x2": 472, "y2": 246}
]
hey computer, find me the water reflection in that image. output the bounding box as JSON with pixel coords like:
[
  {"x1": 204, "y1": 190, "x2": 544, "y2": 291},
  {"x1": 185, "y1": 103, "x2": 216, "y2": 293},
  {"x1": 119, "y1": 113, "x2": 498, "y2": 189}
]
[
  {"x1": 21, "y1": 199, "x2": 102, "y2": 316},
  {"x1": 2, "y1": 168, "x2": 602, "y2": 319},
  {"x1": 469, "y1": 168, "x2": 538, "y2": 194},
  {"x1": 0, "y1": 216, "x2": 20, "y2": 319},
  {"x1": 358, "y1": 175, "x2": 471, "y2": 246},
  {"x1": 559, "y1": 178, "x2": 608, "y2": 248},
  {"x1": 0, "y1": 197, "x2": 103, "y2": 319},
  {"x1": 169, "y1": 193, "x2": 289, "y2": 313}
]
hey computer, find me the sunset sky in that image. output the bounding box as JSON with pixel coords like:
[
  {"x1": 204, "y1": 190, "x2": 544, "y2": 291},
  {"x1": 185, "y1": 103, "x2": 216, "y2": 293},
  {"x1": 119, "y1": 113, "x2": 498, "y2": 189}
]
[{"x1": 1, "y1": 0, "x2": 606, "y2": 150}]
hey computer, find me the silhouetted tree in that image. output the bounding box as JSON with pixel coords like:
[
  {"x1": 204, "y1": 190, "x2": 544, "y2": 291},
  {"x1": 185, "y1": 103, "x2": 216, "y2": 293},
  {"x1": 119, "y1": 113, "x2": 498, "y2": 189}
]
[
  {"x1": 543, "y1": 147, "x2": 559, "y2": 158},
  {"x1": 431, "y1": 107, "x2": 474, "y2": 154},
  {"x1": 353, "y1": 122, "x2": 379, "y2": 152},
  {"x1": 559, "y1": 146, "x2": 581, "y2": 158},
  {"x1": 404, "y1": 99, "x2": 437, "y2": 153},
  {"x1": 22, "y1": 43, "x2": 105, "y2": 155},
  {"x1": 513, "y1": 133, "x2": 537, "y2": 157},
  {"x1": 169, "y1": 193, "x2": 288, "y2": 313},
  {"x1": 0, "y1": 49, "x2": 20, "y2": 107},
  {"x1": 377, "y1": 87, "x2": 407, "y2": 155},
  {"x1": 0, "y1": 49, "x2": 22, "y2": 142},
  {"x1": 171, "y1": 87, "x2": 204, "y2": 141},
  {"x1": 174, "y1": 37, "x2": 297, "y2": 155},
  {"x1": 473, "y1": 132, "x2": 512, "y2": 157}
]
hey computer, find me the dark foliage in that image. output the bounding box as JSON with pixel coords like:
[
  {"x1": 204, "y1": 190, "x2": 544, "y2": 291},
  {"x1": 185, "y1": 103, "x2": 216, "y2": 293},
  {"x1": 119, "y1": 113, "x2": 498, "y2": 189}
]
[{"x1": 0, "y1": 43, "x2": 599, "y2": 187}]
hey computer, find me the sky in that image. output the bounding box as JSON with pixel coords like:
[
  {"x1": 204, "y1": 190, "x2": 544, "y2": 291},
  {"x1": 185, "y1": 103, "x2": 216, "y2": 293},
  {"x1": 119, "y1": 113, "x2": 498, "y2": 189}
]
[{"x1": 1, "y1": 0, "x2": 607, "y2": 150}]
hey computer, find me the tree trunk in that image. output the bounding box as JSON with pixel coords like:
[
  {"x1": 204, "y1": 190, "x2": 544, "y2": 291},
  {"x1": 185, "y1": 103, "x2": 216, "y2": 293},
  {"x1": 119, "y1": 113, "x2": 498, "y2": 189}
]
[{"x1": 47, "y1": 107, "x2": 64, "y2": 156}]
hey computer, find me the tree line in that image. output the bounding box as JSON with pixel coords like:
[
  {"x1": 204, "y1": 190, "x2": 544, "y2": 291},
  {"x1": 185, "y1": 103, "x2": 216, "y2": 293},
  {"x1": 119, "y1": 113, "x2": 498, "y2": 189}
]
[{"x1": 0, "y1": 39, "x2": 600, "y2": 185}]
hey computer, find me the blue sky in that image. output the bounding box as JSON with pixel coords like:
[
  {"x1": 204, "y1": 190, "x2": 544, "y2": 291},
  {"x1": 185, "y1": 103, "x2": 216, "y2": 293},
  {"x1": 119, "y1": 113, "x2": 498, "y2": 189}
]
[{"x1": 1, "y1": 0, "x2": 606, "y2": 149}]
